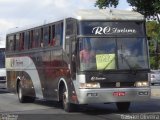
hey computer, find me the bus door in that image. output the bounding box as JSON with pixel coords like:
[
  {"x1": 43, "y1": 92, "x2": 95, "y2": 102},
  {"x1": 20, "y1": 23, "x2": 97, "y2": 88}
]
[{"x1": 65, "y1": 18, "x2": 77, "y2": 80}]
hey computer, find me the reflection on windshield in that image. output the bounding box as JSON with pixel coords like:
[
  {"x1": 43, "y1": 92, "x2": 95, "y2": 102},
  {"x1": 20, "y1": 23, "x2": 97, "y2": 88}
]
[
  {"x1": 79, "y1": 38, "x2": 148, "y2": 71},
  {"x1": 117, "y1": 38, "x2": 148, "y2": 69},
  {"x1": 79, "y1": 38, "x2": 116, "y2": 71}
]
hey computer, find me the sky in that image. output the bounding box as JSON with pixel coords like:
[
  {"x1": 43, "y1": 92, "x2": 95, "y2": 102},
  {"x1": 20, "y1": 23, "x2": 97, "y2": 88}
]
[{"x1": 0, "y1": 0, "x2": 131, "y2": 47}]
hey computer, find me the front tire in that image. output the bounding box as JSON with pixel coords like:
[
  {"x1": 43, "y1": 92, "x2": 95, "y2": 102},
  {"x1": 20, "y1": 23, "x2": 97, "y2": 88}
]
[
  {"x1": 116, "y1": 102, "x2": 130, "y2": 112},
  {"x1": 62, "y1": 86, "x2": 75, "y2": 112}
]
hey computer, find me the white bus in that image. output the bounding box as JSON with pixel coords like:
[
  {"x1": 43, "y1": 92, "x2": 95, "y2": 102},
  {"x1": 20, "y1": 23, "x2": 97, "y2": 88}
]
[{"x1": 6, "y1": 9, "x2": 150, "y2": 112}]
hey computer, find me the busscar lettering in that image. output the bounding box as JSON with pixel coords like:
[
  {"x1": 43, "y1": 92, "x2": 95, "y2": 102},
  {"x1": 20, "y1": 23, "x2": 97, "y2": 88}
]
[{"x1": 92, "y1": 26, "x2": 136, "y2": 35}]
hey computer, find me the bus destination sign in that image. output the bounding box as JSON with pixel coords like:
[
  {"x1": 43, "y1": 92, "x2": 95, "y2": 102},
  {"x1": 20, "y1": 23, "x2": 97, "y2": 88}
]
[{"x1": 92, "y1": 26, "x2": 136, "y2": 35}]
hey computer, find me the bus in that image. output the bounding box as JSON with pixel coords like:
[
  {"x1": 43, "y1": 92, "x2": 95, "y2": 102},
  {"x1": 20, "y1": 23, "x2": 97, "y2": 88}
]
[
  {"x1": 0, "y1": 47, "x2": 6, "y2": 88},
  {"x1": 6, "y1": 9, "x2": 150, "y2": 112}
]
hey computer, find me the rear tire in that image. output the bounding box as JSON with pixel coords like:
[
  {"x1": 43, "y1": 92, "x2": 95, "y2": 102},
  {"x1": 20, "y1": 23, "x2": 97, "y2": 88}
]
[
  {"x1": 18, "y1": 83, "x2": 26, "y2": 103},
  {"x1": 17, "y1": 82, "x2": 35, "y2": 103},
  {"x1": 116, "y1": 102, "x2": 130, "y2": 112}
]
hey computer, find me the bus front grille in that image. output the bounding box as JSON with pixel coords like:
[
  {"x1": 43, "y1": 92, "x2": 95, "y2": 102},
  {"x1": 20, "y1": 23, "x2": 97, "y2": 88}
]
[{"x1": 100, "y1": 82, "x2": 135, "y2": 88}]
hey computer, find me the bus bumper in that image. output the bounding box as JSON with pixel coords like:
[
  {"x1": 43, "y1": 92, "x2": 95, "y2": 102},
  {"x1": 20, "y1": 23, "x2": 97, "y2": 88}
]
[{"x1": 77, "y1": 87, "x2": 151, "y2": 104}]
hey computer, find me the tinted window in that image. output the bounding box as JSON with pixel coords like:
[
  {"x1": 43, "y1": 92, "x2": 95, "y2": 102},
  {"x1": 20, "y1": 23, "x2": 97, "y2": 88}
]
[
  {"x1": 7, "y1": 35, "x2": 14, "y2": 51},
  {"x1": 43, "y1": 26, "x2": 49, "y2": 47},
  {"x1": 78, "y1": 37, "x2": 149, "y2": 71},
  {"x1": 55, "y1": 23, "x2": 63, "y2": 46},
  {"x1": 19, "y1": 33, "x2": 24, "y2": 50},
  {"x1": 24, "y1": 31, "x2": 30, "y2": 50},
  {"x1": 34, "y1": 29, "x2": 40, "y2": 48},
  {"x1": 0, "y1": 49, "x2": 5, "y2": 68},
  {"x1": 66, "y1": 19, "x2": 76, "y2": 36},
  {"x1": 16, "y1": 34, "x2": 20, "y2": 50},
  {"x1": 117, "y1": 38, "x2": 148, "y2": 69}
]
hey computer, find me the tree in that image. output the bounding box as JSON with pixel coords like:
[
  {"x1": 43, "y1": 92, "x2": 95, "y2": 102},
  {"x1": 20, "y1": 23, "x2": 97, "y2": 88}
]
[
  {"x1": 127, "y1": 0, "x2": 160, "y2": 22},
  {"x1": 147, "y1": 21, "x2": 160, "y2": 69},
  {"x1": 95, "y1": 0, "x2": 119, "y2": 8},
  {"x1": 95, "y1": 0, "x2": 160, "y2": 22}
]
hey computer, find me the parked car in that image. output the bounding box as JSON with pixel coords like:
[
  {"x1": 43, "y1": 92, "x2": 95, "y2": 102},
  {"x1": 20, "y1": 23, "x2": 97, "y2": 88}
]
[{"x1": 150, "y1": 70, "x2": 160, "y2": 85}]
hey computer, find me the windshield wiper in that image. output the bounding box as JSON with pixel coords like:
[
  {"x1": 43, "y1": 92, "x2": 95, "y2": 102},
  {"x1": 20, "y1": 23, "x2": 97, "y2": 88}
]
[
  {"x1": 120, "y1": 54, "x2": 138, "y2": 74},
  {"x1": 120, "y1": 54, "x2": 132, "y2": 69}
]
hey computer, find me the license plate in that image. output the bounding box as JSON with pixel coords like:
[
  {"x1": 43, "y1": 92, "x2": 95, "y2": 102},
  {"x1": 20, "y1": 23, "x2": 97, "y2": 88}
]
[{"x1": 113, "y1": 92, "x2": 126, "y2": 96}]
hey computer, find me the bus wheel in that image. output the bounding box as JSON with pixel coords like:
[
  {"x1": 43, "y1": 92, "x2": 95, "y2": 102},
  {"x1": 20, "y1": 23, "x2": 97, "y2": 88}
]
[
  {"x1": 18, "y1": 83, "x2": 35, "y2": 103},
  {"x1": 116, "y1": 102, "x2": 130, "y2": 112},
  {"x1": 62, "y1": 86, "x2": 75, "y2": 112},
  {"x1": 18, "y1": 83, "x2": 26, "y2": 103}
]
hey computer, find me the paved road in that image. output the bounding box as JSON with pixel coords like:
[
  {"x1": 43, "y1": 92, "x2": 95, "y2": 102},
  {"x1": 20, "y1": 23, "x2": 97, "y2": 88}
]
[
  {"x1": 151, "y1": 85, "x2": 160, "y2": 99},
  {"x1": 0, "y1": 86, "x2": 160, "y2": 120}
]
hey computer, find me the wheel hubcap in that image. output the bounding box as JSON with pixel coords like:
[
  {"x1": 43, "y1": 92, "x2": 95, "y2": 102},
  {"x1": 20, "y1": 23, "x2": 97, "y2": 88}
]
[{"x1": 63, "y1": 91, "x2": 67, "y2": 107}]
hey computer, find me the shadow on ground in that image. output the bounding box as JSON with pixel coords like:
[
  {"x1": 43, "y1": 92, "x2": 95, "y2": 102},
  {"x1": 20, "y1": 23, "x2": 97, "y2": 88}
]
[{"x1": 0, "y1": 88, "x2": 9, "y2": 94}]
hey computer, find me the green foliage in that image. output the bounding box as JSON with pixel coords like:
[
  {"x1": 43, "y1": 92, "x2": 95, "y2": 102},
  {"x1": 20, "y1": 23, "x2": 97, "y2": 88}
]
[
  {"x1": 127, "y1": 0, "x2": 154, "y2": 16},
  {"x1": 150, "y1": 56, "x2": 156, "y2": 69},
  {"x1": 95, "y1": 0, "x2": 160, "y2": 22},
  {"x1": 95, "y1": 0, "x2": 119, "y2": 9},
  {"x1": 150, "y1": 55, "x2": 160, "y2": 69},
  {"x1": 146, "y1": 21, "x2": 160, "y2": 69},
  {"x1": 127, "y1": 0, "x2": 160, "y2": 22},
  {"x1": 146, "y1": 21, "x2": 160, "y2": 39}
]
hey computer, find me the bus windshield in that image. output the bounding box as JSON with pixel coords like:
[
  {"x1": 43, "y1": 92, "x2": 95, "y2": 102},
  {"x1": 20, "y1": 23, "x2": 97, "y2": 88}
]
[{"x1": 78, "y1": 37, "x2": 149, "y2": 71}]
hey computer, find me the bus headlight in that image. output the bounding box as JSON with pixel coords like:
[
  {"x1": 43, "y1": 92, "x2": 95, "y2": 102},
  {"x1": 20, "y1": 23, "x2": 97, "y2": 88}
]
[
  {"x1": 79, "y1": 82, "x2": 100, "y2": 89},
  {"x1": 135, "y1": 81, "x2": 149, "y2": 87}
]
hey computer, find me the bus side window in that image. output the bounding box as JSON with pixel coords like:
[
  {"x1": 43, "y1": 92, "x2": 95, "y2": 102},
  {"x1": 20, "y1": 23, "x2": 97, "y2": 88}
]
[
  {"x1": 40, "y1": 28, "x2": 43, "y2": 47},
  {"x1": 49, "y1": 26, "x2": 51, "y2": 45},
  {"x1": 13, "y1": 35, "x2": 16, "y2": 51},
  {"x1": 37, "y1": 29, "x2": 41, "y2": 48},
  {"x1": 30, "y1": 30, "x2": 35, "y2": 49},
  {"x1": 8, "y1": 36, "x2": 14, "y2": 51},
  {"x1": 60, "y1": 22, "x2": 63, "y2": 46},
  {"x1": 55, "y1": 22, "x2": 63, "y2": 46},
  {"x1": 24, "y1": 31, "x2": 30, "y2": 50},
  {"x1": 19, "y1": 33, "x2": 24, "y2": 50},
  {"x1": 50, "y1": 25, "x2": 55, "y2": 46},
  {"x1": 16, "y1": 34, "x2": 20, "y2": 51},
  {"x1": 43, "y1": 26, "x2": 49, "y2": 47},
  {"x1": 66, "y1": 18, "x2": 76, "y2": 36},
  {"x1": 34, "y1": 29, "x2": 40, "y2": 48}
]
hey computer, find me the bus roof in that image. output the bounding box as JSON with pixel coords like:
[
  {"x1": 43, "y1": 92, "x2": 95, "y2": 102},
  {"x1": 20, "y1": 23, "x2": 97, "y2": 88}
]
[
  {"x1": 73, "y1": 9, "x2": 144, "y2": 21},
  {"x1": 7, "y1": 9, "x2": 144, "y2": 34}
]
